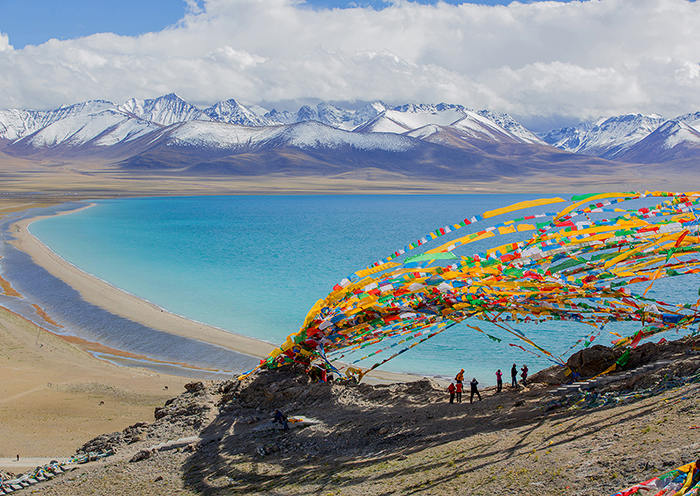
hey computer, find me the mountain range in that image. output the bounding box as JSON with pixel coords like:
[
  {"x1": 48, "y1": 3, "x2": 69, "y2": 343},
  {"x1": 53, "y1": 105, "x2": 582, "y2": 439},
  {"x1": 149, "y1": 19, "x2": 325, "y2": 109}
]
[
  {"x1": 542, "y1": 112, "x2": 700, "y2": 163},
  {"x1": 0, "y1": 94, "x2": 697, "y2": 183}
]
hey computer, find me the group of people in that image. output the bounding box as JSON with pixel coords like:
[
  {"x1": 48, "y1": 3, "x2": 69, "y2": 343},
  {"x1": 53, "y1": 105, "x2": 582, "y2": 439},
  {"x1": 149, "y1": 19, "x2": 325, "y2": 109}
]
[
  {"x1": 448, "y1": 363, "x2": 528, "y2": 403},
  {"x1": 447, "y1": 368, "x2": 482, "y2": 404}
]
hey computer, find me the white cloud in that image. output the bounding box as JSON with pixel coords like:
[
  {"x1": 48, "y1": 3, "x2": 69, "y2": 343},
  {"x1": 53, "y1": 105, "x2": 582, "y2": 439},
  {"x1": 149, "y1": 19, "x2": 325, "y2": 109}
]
[
  {"x1": 0, "y1": 0, "x2": 698, "y2": 121},
  {"x1": 0, "y1": 32, "x2": 12, "y2": 52}
]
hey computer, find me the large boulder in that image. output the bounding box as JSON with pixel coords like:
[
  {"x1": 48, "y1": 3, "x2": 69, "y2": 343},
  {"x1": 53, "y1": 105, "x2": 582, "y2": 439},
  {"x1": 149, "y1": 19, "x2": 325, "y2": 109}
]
[{"x1": 566, "y1": 345, "x2": 622, "y2": 378}]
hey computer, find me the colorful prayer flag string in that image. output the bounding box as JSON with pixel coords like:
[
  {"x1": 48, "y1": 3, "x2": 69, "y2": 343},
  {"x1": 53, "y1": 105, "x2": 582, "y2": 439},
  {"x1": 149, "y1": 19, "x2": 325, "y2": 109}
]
[{"x1": 241, "y1": 191, "x2": 700, "y2": 380}]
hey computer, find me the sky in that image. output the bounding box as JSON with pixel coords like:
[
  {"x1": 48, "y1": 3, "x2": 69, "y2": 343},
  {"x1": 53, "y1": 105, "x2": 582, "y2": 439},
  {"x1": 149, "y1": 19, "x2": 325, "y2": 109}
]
[{"x1": 0, "y1": 0, "x2": 698, "y2": 129}]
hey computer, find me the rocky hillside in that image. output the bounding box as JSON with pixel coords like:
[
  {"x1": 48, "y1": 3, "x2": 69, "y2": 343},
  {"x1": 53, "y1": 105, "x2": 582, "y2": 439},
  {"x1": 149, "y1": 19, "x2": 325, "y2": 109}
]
[{"x1": 32, "y1": 336, "x2": 700, "y2": 495}]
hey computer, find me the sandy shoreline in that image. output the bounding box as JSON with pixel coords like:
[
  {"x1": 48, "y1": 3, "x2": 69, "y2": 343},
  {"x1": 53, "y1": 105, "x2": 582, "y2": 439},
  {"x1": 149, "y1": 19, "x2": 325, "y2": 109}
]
[
  {"x1": 7, "y1": 201, "x2": 418, "y2": 384},
  {"x1": 0, "y1": 304, "x2": 191, "y2": 458},
  {"x1": 11, "y1": 203, "x2": 277, "y2": 359}
]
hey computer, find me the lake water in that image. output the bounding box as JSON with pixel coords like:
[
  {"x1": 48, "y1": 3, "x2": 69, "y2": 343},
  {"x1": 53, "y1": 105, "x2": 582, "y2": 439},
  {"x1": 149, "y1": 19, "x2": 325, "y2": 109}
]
[{"x1": 28, "y1": 194, "x2": 698, "y2": 383}]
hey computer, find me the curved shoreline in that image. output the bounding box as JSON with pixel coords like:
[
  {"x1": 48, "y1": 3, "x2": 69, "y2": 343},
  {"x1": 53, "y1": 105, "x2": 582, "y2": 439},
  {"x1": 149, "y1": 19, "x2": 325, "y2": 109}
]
[
  {"x1": 9, "y1": 202, "x2": 420, "y2": 384},
  {"x1": 11, "y1": 203, "x2": 276, "y2": 360}
]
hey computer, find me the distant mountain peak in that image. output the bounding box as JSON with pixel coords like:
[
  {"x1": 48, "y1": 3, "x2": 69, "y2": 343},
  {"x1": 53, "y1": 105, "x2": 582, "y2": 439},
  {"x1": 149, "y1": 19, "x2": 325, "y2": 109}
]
[
  {"x1": 543, "y1": 113, "x2": 666, "y2": 159},
  {"x1": 118, "y1": 93, "x2": 206, "y2": 126}
]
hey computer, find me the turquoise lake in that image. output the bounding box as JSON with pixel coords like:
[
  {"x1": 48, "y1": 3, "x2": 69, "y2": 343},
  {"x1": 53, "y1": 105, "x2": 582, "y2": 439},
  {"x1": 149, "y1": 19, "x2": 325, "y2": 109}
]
[{"x1": 29, "y1": 195, "x2": 698, "y2": 383}]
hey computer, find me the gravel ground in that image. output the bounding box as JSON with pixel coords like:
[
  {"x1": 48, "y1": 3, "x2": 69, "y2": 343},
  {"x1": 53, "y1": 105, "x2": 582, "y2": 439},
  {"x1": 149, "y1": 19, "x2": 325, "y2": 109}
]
[{"x1": 25, "y1": 341, "x2": 700, "y2": 496}]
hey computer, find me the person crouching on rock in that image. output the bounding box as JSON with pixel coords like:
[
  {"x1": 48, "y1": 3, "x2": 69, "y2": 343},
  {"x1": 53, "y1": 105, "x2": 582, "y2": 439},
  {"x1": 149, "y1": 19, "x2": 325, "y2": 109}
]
[
  {"x1": 520, "y1": 364, "x2": 528, "y2": 386},
  {"x1": 470, "y1": 378, "x2": 482, "y2": 403},
  {"x1": 274, "y1": 409, "x2": 289, "y2": 431},
  {"x1": 448, "y1": 382, "x2": 456, "y2": 404}
]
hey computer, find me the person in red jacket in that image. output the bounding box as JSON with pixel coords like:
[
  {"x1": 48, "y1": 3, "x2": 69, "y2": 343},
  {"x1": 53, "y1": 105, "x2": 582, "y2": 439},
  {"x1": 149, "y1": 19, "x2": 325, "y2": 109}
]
[
  {"x1": 448, "y1": 383, "x2": 456, "y2": 404},
  {"x1": 521, "y1": 364, "x2": 529, "y2": 386},
  {"x1": 455, "y1": 381, "x2": 463, "y2": 403},
  {"x1": 496, "y1": 369, "x2": 503, "y2": 393}
]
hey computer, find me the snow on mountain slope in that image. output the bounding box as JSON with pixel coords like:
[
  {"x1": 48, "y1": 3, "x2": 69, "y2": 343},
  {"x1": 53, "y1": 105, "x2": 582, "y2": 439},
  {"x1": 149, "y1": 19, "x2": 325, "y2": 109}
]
[
  {"x1": 164, "y1": 121, "x2": 281, "y2": 149},
  {"x1": 476, "y1": 110, "x2": 544, "y2": 144},
  {"x1": 451, "y1": 111, "x2": 522, "y2": 142},
  {"x1": 0, "y1": 109, "x2": 35, "y2": 141},
  {"x1": 263, "y1": 108, "x2": 297, "y2": 125},
  {"x1": 616, "y1": 120, "x2": 700, "y2": 164},
  {"x1": 279, "y1": 120, "x2": 414, "y2": 151},
  {"x1": 357, "y1": 104, "x2": 467, "y2": 134},
  {"x1": 315, "y1": 102, "x2": 386, "y2": 130},
  {"x1": 0, "y1": 100, "x2": 116, "y2": 141},
  {"x1": 541, "y1": 122, "x2": 595, "y2": 152},
  {"x1": 675, "y1": 112, "x2": 700, "y2": 131},
  {"x1": 358, "y1": 104, "x2": 530, "y2": 144},
  {"x1": 119, "y1": 93, "x2": 207, "y2": 126},
  {"x1": 404, "y1": 124, "x2": 442, "y2": 140},
  {"x1": 202, "y1": 99, "x2": 275, "y2": 127},
  {"x1": 8, "y1": 93, "x2": 695, "y2": 167},
  {"x1": 543, "y1": 114, "x2": 665, "y2": 159},
  {"x1": 162, "y1": 120, "x2": 416, "y2": 152},
  {"x1": 1, "y1": 96, "x2": 541, "y2": 155},
  {"x1": 15, "y1": 108, "x2": 160, "y2": 149},
  {"x1": 260, "y1": 102, "x2": 387, "y2": 130},
  {"x1": 659, "y1": 121, "x2": 700, "y2": 149}
]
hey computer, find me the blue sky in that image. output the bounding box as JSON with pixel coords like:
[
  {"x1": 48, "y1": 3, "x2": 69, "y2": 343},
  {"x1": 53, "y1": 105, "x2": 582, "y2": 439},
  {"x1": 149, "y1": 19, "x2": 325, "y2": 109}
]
[
  {"x1": 0, "y1": 0, "x2": 186, "y2": 48},
  {"x1": 0, "y1": 0, "x2": 575, "y2": 48}
]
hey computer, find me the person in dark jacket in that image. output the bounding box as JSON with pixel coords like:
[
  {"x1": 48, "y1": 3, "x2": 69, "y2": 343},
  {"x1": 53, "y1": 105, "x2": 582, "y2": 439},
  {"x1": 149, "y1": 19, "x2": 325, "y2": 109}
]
[
  {"x1": 470, "y1": 378, "x2": 482, "y2": 403},
  {"x1": 448, "y1": 383, "x2": 456, "y2": 404},
  {"x1": 496, "y1": 369, "x2": 503, "y2": 393},
  {"x1": 273, "y1": 409, "x2": 289, "y2": 431},
  {"x1": 511, "y1": 363, "x2": 518, "y2": 388}
]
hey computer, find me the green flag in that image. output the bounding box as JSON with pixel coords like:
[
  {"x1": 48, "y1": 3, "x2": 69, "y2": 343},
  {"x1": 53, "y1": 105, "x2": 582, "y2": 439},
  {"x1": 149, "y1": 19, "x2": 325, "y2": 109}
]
[{"x1": 405, "y1": 252, "x2": 458, "y2": 263}]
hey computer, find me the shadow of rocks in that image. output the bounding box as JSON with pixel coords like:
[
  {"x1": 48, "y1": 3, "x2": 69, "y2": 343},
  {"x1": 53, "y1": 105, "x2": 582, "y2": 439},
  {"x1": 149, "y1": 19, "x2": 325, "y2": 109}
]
[{"x1": 178, "y1": 364, "x2": 658, "y2": 495}]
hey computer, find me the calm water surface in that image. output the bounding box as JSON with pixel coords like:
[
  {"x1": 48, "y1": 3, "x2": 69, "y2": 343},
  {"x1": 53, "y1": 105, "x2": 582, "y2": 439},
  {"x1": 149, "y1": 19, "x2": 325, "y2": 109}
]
[{"x1": 30, "y1": 195, "x2": 698, "y2": 383}]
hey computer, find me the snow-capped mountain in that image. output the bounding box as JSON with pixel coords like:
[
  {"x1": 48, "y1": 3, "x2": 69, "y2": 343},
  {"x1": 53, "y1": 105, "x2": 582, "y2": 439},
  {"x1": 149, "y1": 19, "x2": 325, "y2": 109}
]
[
  {"x1": 542, "y1": 114, "x2": 666, "y2": 159},
  {"x1": 0, "y1": 95, "x2": 543, "y2": 153},
  {"x1": 543, "y1": 112, "x2": 700, "y2": 163},
  {"x1": 357, "y1": 103, "x2": 541, "y2": 145},
  {"x1": 356, "y1": 103, "x2": 467, "y2": 133},
  {"x1": 0, "y1": 100, "x2": 116, "y2": 141},
  {"x1": 270, "y1": 101, "x2": 387, "y2": 130},
  {"x1": 9, "y1": 107, "x2": 161, "y2": 156},
  {"x1": 119, "y1": 93, "x2": 207, "y2": 126},
  {"x1": 115, "y1": 117, "x2": 606, "y2": 181},
  {"x1": 616, "y1": 120, "x2": 700, "y2": 164},
  {"x1": 676, "y1": 112, "x2": 700, "y2": 130},
  {"x1": 476, "y1": 110, "x2": 544, "y2": 144},
  {"x1": 158, "y1": 120, "x2": 416, "y2": 153},
  {"x1": 2, "y1": 93, "x2": 697, "y2": 171},
  {"x1": 0, "y1": 109, "x2": 37, "y2": 141},
  {"x1": 201, "y1": 99, "x2": 275, "y2": 127},
  {"x1": 539, "y1": 122, "x2": 595, "y2": 154}
]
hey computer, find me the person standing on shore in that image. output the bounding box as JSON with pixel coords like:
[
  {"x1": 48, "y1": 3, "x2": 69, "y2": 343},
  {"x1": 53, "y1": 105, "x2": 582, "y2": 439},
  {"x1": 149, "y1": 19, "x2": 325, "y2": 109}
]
[
  {"x1": 521, "y1": 364, "x2": 529, "y2": 386},
  {"x1": 496, "y1": 369, "x2": 503, "y2": 393},
  {"x1": 448, "y1": 382, "x2": 456, "y2": 404},
  {"x1": 456, "y1": 381, "x2": 463, "y2": 403},
  {"x1": 511, "y1": 363, "x2": 518, "y2": 388},
  {"x1": 470, "y1": 378, "x2": 482, "y2": 403},
  {"x1": 455, "y1": 368, "x2": 465, "y2": 385}
]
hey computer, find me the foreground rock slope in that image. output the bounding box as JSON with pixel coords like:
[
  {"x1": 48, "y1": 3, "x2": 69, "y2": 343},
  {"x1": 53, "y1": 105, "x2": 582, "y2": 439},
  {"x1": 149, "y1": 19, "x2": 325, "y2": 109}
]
[{"x1": 34, "y1": 337, "x2": 699, "y2": 495}]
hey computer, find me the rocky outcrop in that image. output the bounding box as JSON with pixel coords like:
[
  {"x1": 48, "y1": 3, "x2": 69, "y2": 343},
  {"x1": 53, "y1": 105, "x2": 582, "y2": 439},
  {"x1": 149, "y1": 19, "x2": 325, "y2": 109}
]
[{"x1": 566, "y1": 345, "x2": 622, "y2": 377}]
